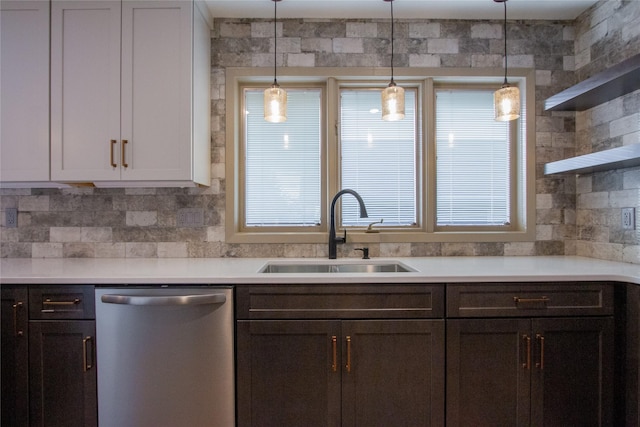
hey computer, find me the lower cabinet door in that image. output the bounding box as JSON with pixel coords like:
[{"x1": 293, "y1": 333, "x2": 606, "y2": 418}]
[
  {"x1": 341, "y1": 320, "x2": 445, "y2": 427},
  {"x1": 236, "y1": 320, "x2": 342, "y2": 427},
  {"x1": 530, "y1": 317, "x2": 614, "y2": 427},
  {"x1": 29, "y1": 321, "x2": 97, "y2": 427},
  {"x1": 446, "y1": 318, "x2": 532, "y2": 427},
  {"x1": 1, "y1": 286, "x2": 29, "y2": 427}
]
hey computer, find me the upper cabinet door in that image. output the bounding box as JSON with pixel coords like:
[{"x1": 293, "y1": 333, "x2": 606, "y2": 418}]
[
  {"x1": 120, "y1": 1, "x2": 193, "y2": 181},
  {"x1": 51, "y1": 1, "x2": 122, "y2": 182},
  {"x1": 0, "y1": 1, "x2": 50, "y2": 182}
]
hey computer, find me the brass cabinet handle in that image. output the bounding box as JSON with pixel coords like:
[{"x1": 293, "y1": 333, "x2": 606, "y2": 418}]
[
  {"x1": 522, "y1": 334, "x2": 531, "y2": 369},
  {"x1": 121, "y1": 139, "x2": 128, "y2": 168},
  {"x1": 83, "y1": 336, "x2": 93, "y2": 372},
  {"x1": 513, "y1": 296, "x2": 549, "y2": 306},
  {"x1": 43, "y1": 298, "x2": 81, "y2": 306},
  {"x1": 536, "y1": 334, "x2": 545, "y2": 370},
  {"x1": 331, "y1": 336, "x2": 337, "y2": 372},
  {"x1": 42, "y1": 298, "x2": 81, "y2": 313},
  {"x1": 12, "y1": 302, "x2": 24, "y2": 337},
  {"x1": 346, "y1": 336, "x2": 352, "y2": 373},
  {"x1": 110, "y1": 139, "x2": 117, "y2": 167}
]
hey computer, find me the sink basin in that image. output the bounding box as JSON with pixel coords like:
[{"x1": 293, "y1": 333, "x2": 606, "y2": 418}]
[{"x1": 260, "y1": 261, "x2": 415, "y2": 273}]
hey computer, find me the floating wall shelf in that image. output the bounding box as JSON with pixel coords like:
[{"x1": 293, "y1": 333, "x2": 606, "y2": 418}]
[
  {"x1": 544, "y1": 53, "x2": 640, "y2": 111},
  {"x1": 544, "y1": 144, "x2": 640, "y2": 175}
]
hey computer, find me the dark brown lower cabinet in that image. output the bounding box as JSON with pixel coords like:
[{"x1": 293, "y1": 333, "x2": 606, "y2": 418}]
[
  {"x1": 29, "y1": 321, "x2": 97, "y2": 427},
  {"x1": 447, "y1": 317, "x2": 614, "y2": 427},
  {"x1": 0, "y1": 285, "x2": 97, "y2": 427},
  {"x1": 1, "y1": 286, "x2": 29, "y2": 427},
  {"x1": 237, "y1": 319, "x2": 445, "y2": 427},
  {"x1": 627, "y1": 283, "x2": 640, "y2": 427}
]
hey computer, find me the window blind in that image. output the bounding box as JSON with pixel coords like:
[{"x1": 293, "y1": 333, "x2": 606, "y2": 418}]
[
  {"x1": 244, "y1": 89, "x2": 322, "y2": 226},
  {"x1": 435, "y1": 89, "x2": 511, "y2": 226},
  {"x1": 340, "y1": 89, "x2": 417, "y2": 226}
]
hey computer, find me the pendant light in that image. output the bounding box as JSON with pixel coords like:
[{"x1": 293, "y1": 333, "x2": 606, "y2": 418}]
[
  {"x1": 493, "y1": 0, "x2": 520, "y2": 121},
  {"x1": 264, "y1": 0, "x2": 287, "y2": 122},
  {"x1": 381, "y1": 0, "x2": 404, "y2": 121}
]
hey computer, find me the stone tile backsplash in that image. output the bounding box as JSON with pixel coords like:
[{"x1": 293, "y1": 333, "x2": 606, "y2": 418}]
[
  {"x1": 571, "y1": 0, "x2": 640, "y2": 264},
  {"x1": 1, "y1": 0, "x2": 639, "y2": 263}
]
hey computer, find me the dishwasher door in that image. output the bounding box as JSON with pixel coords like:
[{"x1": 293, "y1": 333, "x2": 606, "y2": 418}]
[{"x1": 95, "y1": 287, "x2": 234, "y2": 427}]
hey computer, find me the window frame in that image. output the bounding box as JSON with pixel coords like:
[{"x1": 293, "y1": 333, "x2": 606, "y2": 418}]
[
  {"x1": 431, "y1": 83, "x2": 519, "y2": 233},
  {"x1": 239, "y1": 83, "x2": 327, "y2": 234},
  {"x1": 225, "y1": 67, "x2": 536, "y2": 244},
  {"x1": 335, "y1": 80, "x2": 424, "y2": 231}
]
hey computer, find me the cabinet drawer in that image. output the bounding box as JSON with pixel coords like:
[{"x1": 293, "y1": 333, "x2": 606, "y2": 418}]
[
  {"x1": 447, "y1": 282, "x2": 614, "y2": 318},
  {"x1": 236, "y1": 284, "x2": 444, "y2": 319},
  {"x1": 29, "y1": 285, "x2": 95, "y2": 320}
]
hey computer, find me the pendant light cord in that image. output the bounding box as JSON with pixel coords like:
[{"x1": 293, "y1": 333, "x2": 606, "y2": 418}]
[
  {"x1": 390, "y1": 0, "x2": 395, "y2": 84},
  {"x1": 502, "y1": 0, "x2": 508, "y2": 85},
  {"x1": 273, "y1": 0, "x2": 278, "y2": 86}
]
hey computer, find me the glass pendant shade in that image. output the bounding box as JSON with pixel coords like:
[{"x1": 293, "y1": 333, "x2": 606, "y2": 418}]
[
  {"x1": 381, "y1": 83, "x2": 405, "y2": 121},
  {"x1": 494, "y1": 83, "x2": 520, "y2": 122},
  {"x1": 264, "y1": 83, "x2": 287, "y2": 123}
]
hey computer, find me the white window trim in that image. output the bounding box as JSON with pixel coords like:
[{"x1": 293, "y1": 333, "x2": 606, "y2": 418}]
[{"x1": 225, "y1": 67, "x2": 536, "y2": 244}]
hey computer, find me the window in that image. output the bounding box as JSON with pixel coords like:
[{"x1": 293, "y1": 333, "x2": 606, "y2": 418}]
[
  {"x1": 340, "y1": 88, "x2": 418, "y2": 227},
  {"x1": 435, "y1": 88, "x2": 512, "y2": 228},
  {"x1": 226, "y1": 67, "x2": 534, "y2": 244},
  {"x1": 243, "y1": 88, "x2": 322, "y2": 228}
]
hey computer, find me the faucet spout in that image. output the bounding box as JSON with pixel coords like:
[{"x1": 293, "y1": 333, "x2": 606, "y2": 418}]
[{"x1": 329, "y1": 189, "x2": 368, "y2": 259}]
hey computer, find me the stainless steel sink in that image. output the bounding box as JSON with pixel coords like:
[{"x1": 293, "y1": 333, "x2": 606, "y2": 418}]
[{"x1": 259, "y1": 261, "x2": 415, "y2": 273}]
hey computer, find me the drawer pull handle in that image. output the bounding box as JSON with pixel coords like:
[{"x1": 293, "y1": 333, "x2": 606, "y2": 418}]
[
  {"x1": 121, "y1": 139, "x2": 129, "y2": 168},
  {"x1": 110, "y1": 139, "x2": 117, "y2": 167},
  {"x1": 522, "y1": 334, "x2": 531, "y2": 369},
  {"x1": 513, "y1": 296, "x2": 549, "y2": 308},
  {"x1": 12, "y1": 302, "x2": 24, "y2": 337},
  {"x1": 43, "y1": 298, "x2": 81, "y2": 306},
  {"x1": 42, "y1": 298, "x2": 81, "y2": 313},
  {"x1": 536, "y1": 334, "x2": 545, "y2": 370},
  {"x1": 346, "y1": 336, "x2": 352, "y2": 373},
  {"x1": 83, "y1": 336, "x2": 94, "y2": 372},
  {"x1": 331, "y1": 336, "x2": 337, "y2": 372}
]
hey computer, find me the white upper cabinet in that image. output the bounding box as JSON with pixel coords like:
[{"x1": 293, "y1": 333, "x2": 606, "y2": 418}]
[
  {"x1": 0, "y1": 1, "x2": 50, "y2": 183},
  {"x1": 51, "y1": 0, "x2": 211, "y2": 186}
]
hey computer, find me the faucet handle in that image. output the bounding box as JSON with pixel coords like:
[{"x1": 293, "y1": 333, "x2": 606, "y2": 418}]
[{"x1": 365, "y1": 219, "x2": 383, "y2": 233}]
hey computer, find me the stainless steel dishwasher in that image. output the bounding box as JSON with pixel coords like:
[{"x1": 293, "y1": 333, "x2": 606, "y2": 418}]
[{"x1": 95, "y1": 286, "x2": 234, "y2": 427}]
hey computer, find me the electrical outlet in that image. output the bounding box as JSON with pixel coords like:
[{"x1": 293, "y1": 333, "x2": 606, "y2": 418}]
[
  {"x1": 177, "y1": 208, "x2": 204, "y2": 227},
  {"x1": 5, "y1": 208, "x2": 18, "y2": 228},
  {"x1": 622, "y1": 207, "x2": 636, "y2": 230}
]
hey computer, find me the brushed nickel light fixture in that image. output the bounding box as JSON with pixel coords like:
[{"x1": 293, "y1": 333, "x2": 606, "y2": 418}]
[
  {"x1": 264, "y1": 0, "x2": 287, "y2": 122},
  {"x1": 493, "y1": 0, "x2": 520, "y2": 121},
  {"x1": 381, "y1": 0, "x2": 405, "y2": 121}
]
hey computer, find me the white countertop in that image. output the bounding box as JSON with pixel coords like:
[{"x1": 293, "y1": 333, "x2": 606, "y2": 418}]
[{"x1": 1, "y1": 256, "x2": 639, "y2": 285}]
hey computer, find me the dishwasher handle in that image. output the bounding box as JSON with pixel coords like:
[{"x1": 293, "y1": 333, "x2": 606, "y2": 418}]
[{"x1": 101, "y1": 293, "x2": 226, "y2": 306}]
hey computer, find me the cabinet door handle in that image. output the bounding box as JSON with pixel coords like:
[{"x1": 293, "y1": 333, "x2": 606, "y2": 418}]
[
  {"x1": 522, "y1": 334, "x2": 531, "y2": 369},
  {"x1": 12, "y1": 302, "x2": 24, "y2": 337},
  {"x1": 121, "y1": 139, "x2": 129, "y2": 168},
  {"x1": 536, "y1": 334, "x2": 545, "y2": 370},
  {"x1": 83, "y1": 336, "x2": 94, "y2": 372},
  {"x1": 110, "y1": 140, "x2": 117, "y2": 167},
  {"x1": 346, "y1": 336, "x2": 352, "y2": 373},
  {"x1": 331, "y1": 336, "x2": 337, "y2": 372}
]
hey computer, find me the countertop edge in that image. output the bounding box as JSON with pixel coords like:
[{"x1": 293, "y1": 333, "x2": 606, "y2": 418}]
[{"x1": 1, "y1": 256, "x2": 639, "y2": 286}]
